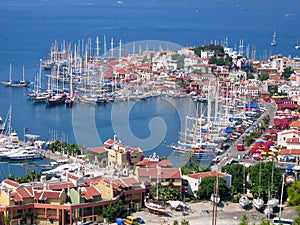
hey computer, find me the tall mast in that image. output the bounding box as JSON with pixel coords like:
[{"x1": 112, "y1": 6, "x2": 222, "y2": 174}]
[
  {"x1": 110, "y1": 38, "x2": 114, "y2": 58},
  {"x1": 22, "y1": 65, "x2": 25, "y2": 82},
  {"x1": 9, "y1": 63, "x2": 12, "y2": 82},
  {"x1": 119, "y1": 39, "x2": 122, "y2": 59},
  {"x1": 96, "y1": 36, "x2": 100, "y2": 58},
  {"x1": 103, "y1": 35, "x2": 107, "y2": 57}
]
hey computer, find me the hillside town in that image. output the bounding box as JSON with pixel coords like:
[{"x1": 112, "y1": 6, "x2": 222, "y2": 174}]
[{"x1": 1, "y1": 43, "x2": 300, "y2": 225}]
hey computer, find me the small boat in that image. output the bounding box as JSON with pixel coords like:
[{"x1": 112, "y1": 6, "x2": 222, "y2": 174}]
[
  {"x1": 144, "y1": 199, "x2": 168, "y2": 215},
  {"x1": 271, "y1": 31, "x2": 277, "y2": 46},
  {"x1": 42, "y1": 163, "x2": 80, "y2": 177},
  {"x1": 253, "y1": 197, "x2": 264, "y2": 211},
  {"x1": 46, "y1": 93, "x2": 67, "y2": 105},
  {"x1": 295, "y1": 45, "x2": 300, "y2": 49},
  {"x1": 239, "y1": 196, "x2": 249, "y2": 208},
  {"x1": 2, "y1": 64, "x2": 32, "y2": 87},
  {"x1": 267, "y1": 197, "x2": 279, "y2": 208}
]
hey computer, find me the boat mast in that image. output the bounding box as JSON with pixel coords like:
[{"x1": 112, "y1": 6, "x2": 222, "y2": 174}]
[
  {"x1": 156, "y1": 165, "x2": 161, "y2": 201},
  {"x1": 9, "y1": 63, "x2": 12, "y2": 83},
  {"x1": 22, "y1": 65, "x2": 25, "y2": 82}
]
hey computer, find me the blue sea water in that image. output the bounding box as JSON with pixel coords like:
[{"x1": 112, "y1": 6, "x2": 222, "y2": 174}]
[{"x1": 0, "y1": 0, "x2": 300, "y2": 180}]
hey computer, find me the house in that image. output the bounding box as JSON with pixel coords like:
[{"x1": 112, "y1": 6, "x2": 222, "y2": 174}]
[
  {"x1": 86, "y1": 146, "x2": 108, "y2": 167},
  {"x1": 277, "y1": 129, "x2": 300, "y2": 148},
  {"x1": 136, "y1": 167, "x2": 182, "y2": 192},
  {"x1": 0, "y1": 174, "x2": 145, "y2": 225},
  {"x1": 135, "y1": 152, "x2": 173, "y2": 170},
  {"x1": 105, "y1": 136, "x2": 144, "y2": 173},
  {"x1": 278, "y1": 148, "x2": 300, "y2": 164},
  {"x1": 182, "y1": 171, "x2": 232, "y2": 197}
]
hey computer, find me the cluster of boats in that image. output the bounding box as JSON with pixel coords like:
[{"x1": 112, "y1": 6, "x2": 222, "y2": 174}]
[{"x1": 0, "y1": 132, "x2": 40, "y2": 161}]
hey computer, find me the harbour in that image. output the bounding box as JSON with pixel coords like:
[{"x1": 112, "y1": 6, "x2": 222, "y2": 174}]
[{"x1": 0, "y1": 1, "x2": 300, "y2": 224}]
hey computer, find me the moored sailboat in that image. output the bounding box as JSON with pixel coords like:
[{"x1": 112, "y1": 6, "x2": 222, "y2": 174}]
[
  {"x1": 271, "y1": 31, "x2": 277, "y2": 46},
  {"x1": 253, "y1": 163, "x2": 264, "y2": 211},
  {"x1": 2, "y1": 64, "x2": 32, "y2": 87}
]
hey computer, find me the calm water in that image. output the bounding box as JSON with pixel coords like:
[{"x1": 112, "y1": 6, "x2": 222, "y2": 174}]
[{"x1": 0, "y1": 0, "x2": 300, "y2": 180}]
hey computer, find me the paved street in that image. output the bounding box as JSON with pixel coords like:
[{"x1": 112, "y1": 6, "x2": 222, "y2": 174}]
[{"x1": 212, "y1": 100, "x2": 277, "y2": 171}]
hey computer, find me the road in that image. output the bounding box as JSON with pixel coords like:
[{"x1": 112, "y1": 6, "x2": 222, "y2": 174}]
[{"x1": 212, "y1": 100, "x2": 277, "y2": 171}]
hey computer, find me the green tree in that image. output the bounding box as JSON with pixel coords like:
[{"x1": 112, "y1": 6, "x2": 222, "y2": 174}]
[
  {"x1": 282, "y1": 66, "x2": 294, "y2": 80},
  {"x1": 195, "y1": 176, "x2": 230, "y2": 200},
  {"x1": 294, "y1": 205, "x2": 300, "y2": 225},
  {"x1": 181, "y1": 219, "x2": 190, "y2": 225},
  {"x1": 222, "y1": 164, "x2": 245, "y2": 194},
  {"x1": 173, "y1": 220, "x2": 179, "y2": 225},
  {"x1": 248, "y1": 162, "x2": 282, "y2": 200},
  {"x1": 259, "y1": 220, "x2": 271, "y2": 225},
  {"x1": 158, "y1": 187, "x2": 181, "y2": 203},
  {"x1": 4, "y1": 213, "x2": 11, "y2": 225},
  {"x1": 239, "y1": 214, "x2": 249, "y2": 225},
  {"x1": 259, "y1": 73, "x2": 269, "y2": 81},
  {"x1": 287, "y1": 181, "x2": 300, "y2": 206},
  {"x1": 102, "y1": 200, "x2": 124, "y2": 222},
  {"x1": 247, "y1": 73, "x2": 255, "y2": 79}
]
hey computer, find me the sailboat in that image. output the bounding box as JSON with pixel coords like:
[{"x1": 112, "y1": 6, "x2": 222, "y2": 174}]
[
  {"x1": 65, "y1": 63, "x2": 76, "y2": 107},
  {"x1": 144, "y1": 166, "x2": 169, "y2": 215},
  {"x1": 253, "y1": 163, "x2": 264, "y2": 211},
  {"x1": 295, "y1": 39, "x2": 300, "y2": 49},
  {"x1": 2, "y1": 64, "x2": 32, "y2": 87},
  {"x1": 239, "y1": 165, "x2": 249, "y2": 209},
  {"x1": 267, "y1": 161, "x2": 279, "y2": 208},
  {"x1": 271, "y1": 31, "x2": 277, "y2": 46}
]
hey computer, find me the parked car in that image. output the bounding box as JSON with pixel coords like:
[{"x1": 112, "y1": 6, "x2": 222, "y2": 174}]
[{"x1": 137, "y1": 217, "x2": 145, "y2": 224}]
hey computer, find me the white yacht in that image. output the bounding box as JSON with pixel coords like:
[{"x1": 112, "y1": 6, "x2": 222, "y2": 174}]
[
  {"x1": 7, "y1": 147, "x2": 40, "y2": 160},
  {"x1": 0, "y1": 145, "x2": 21, "y2": 159}
]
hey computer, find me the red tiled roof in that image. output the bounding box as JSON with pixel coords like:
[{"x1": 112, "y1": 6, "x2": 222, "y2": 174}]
[
  {"x1": 187, "y1": 171, "x2": 228, "y2": 179},
  {"x1": 35, "y1": 190, "x2": 62, "y2": 201},
  {"x1": 112, "y1": 177, "x2": 140, "y2": 188},
  {"x1": 87, "y1": 147, "x2": 108, "y2": 154},
  {"x1": 10, "y1": 192, "x2": 22, "y2": 202},
  {"x1": 49, "y1": 182, "x2": 76, "y2": 190},
  {"x1": 2, "y1": 179, "x2": 20, "y2": 188},
  {"x1": 17, "y1": 187, "x2": 33, "y2": 199},
  {"x1": 135, "y1": 159, "x2": 173, "y2": 167},
  {"x1": 80, "y1": 186, "x2": 101, "y2": 200},
  {"x1": 137, "y1": 167, "x2": 181, "y2": 179},
  {"x1": 278, "y1": 149, "x2": 300, "y2": 155},
  {"x1": 104, "y1": 139, "x2": 115, "y2": 148}
]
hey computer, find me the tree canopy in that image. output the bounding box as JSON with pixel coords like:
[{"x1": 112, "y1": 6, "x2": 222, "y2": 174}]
[
  {"x1": 102, "y1": 200, "x2": 124, "y2": 222},
  {"x1": 195, "y1": 176, "x2": 230, "y2": 200},
  {"x1": 258, "y1": 73, "x2": 269, "y2": 81},
  {"x1": 248, "y1": 162, "x2": 282, "y2": 199},
  {"x1": 287, "y1": 181, "x2": 300, "y2": 206},
  {"x1": 222, "y1": 164, "x2": 245, "y2": 194},
  {"x1": 282, "y1": 66, "x2": 294, "y2": 80},
  {"x1": 194, "y1": 44, "x2": 224, "y2": 56}
]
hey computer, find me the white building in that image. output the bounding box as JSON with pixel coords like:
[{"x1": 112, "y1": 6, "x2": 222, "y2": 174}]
[{"x1": 277, "y1": 129, "x2": 300, "y2": 148}]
